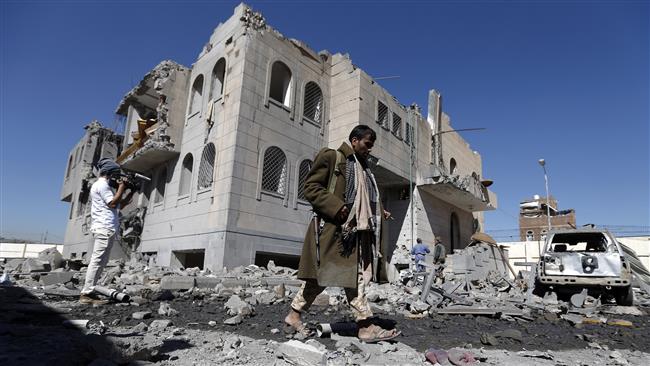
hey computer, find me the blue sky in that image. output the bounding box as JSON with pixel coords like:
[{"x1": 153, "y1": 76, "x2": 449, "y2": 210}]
[{"x1": 1, "y1": 0, "x2": 648, "y2": 243}]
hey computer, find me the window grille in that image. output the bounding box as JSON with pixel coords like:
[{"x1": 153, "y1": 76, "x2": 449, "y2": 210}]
[
  {"x1": 297, "y1": 159, "x2": 313, "y2": 200},
  {"x1": 392, "y1": 113, "x2": 402, "y2": 138},
  {"x1": 303, "y1": 82, "x2": 323, "y2": 124},
  {"x1": 179, "y1": 153, "x2": 193, "y2": 195},
  {"x1": 405, "y1": 123, "x2": 414, "y2": 146},
  {"x1": 190, "y1": 75, "x2": 204, "y2": 114},
  {"x1": 198, "y1": 143, "x2": 216, "y2": 189},
  {"x1": 269, "y1": 61, "x2": 292, "y2": 107},
  {"x1": 210, "y1": 58, "x2": 226, "y2": 101},
  {"x1": 155, "y1": 168, "x2": 167, "y2": 203},
  {"x1": 261, "y1": 146, "x2": 288, "y2": 195},
  {"x1": 377, "y1": 101, "x2": 388, "y2": 128}
]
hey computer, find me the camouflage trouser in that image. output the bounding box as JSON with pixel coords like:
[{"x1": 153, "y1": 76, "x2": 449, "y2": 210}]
[{"x1": 291, "y1": 232, "x2": 374, "y2": 321}]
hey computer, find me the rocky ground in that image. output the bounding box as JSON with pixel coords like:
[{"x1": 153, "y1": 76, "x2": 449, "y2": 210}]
[{"x1": 2, "y1": 248, "x2": 650, "y2": 365}]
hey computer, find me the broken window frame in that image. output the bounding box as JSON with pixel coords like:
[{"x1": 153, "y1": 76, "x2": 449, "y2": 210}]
[
  {"x1": 268, "y1": 61, "x2": 293, "y2": 109},
  {"x1": 197, "y1": 143, "x2": 216, "y2": 191},
  {"x1": 188, "y1": 74, "x2": 204, "y2": 117},
  {"x1": 179, "y1": 153, "x2": 194, "y2": 197},
  {"x1": 261, "y1": 146, "x2": 288, "y2": 198},
  {"x1": 209, "y1": 58, "x2": 226, "y2": 103},
  {"x1": 302, "y1": 81, "x2": 323, "y2": 126}
]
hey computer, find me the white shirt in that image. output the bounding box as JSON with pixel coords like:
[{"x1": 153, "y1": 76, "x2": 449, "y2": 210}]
[{"x1": 90, "y1": 177, "x2": 119, "y2": 232}]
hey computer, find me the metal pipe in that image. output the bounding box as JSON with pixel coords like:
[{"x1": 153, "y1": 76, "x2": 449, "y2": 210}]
[{"x1": 93, "y1": 285, "x2": 130, "y2": 303}]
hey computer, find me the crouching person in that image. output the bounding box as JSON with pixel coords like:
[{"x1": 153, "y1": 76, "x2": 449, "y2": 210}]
[{"x1": 284, "y1": 125, "x2": 400, "y2": 343}]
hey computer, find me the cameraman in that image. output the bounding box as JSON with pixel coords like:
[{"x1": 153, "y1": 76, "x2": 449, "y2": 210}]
[{"x1": 80, "y1": 158, "x2": 134, "y2": 305}]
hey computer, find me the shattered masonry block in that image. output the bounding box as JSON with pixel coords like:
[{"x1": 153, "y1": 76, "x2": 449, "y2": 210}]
[
  {"x1": 149, "y1": 319, "x2": 173, "y2": 330},
  {"x1": 131, "y1": 311, "x2": 152, "y2": 320},
  {"x1": 40, "y1": 272, "x2": 74, "y2": 286},
  {"x1": 221, "y1": 278, "x2": 249, "y2": 287},
  {"x1": 22, "y1": 258, "x2": 51, "y2": 273},
  {"x1": 38, "y1": 247, "x2": 64, "y2": 270},
  {"x1": 160, "y1": 275, "x2": 195, "y2": 290},
  {"x1": 195, "y1": 276, "x2": 221, "y2": 288},
  {"x1": 277, "y1": 340, "x2": 327, "y2": 366},
  {"x1": 262, "y1": 278, "x2": 303, "y2": 287}
]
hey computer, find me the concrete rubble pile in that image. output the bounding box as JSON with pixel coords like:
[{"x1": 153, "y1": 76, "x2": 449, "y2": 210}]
[
  {"x1": 2, "y1": 245, "x2": 650, "y2": 365},
  {"x1": 2, "y1": 242, "x2": 649, "y2": 329}
]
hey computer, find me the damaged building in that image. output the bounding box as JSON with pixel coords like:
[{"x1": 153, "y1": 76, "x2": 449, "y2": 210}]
[
  {"x1": 60, "y1": 3, "x2": 497, "y2": 271},
  {"x1": 519, "y1": 195, "x2": 576, "y2": 241}
]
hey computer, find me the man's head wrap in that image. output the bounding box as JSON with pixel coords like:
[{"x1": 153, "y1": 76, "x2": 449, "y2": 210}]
[{"x1": 97, "y1": 158, "x2": 121, "y2": 176}]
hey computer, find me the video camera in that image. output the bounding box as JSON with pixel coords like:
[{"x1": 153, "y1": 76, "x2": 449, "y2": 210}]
[{"x1": 108, "y1": 170, "x2": 151, "y2": 192}]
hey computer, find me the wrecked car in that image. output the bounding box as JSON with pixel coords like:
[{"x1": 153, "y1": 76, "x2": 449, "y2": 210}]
[{"x1": 535, "y1": 229, "x2": 633, "y2": 305}]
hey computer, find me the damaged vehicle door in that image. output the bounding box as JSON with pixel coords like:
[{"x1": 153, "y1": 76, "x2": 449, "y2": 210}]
[{"x1": 535, "y1": 229, "x2": 633, "y2": 305}]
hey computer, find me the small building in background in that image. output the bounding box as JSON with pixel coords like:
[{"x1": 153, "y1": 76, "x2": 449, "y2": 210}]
[{"x1": 519, "y1": 195, "x2": 576, "y2": 241}]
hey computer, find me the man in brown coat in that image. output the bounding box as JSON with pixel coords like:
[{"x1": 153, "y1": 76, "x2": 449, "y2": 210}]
[{"x1": 284, "y1": 125, "x2": 400, "y2": 342}]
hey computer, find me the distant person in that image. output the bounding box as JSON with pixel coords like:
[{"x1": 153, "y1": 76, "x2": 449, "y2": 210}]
[
  {"x1": 433, "y1": 238, "x2": 446, "y2": 264},
  {"x1": 80, "y1": 158, "x2": 134, "y2": 305},
  {"x1": 411, "y1": 238, "x2": 430, "y2": 272}
]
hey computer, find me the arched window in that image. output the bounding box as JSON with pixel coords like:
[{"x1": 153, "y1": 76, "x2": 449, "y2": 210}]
[
  {"x1": 540, "y1": 229, "x2": 548, "y2": 241},
  {"x1": 179, "y1": 153, "x2": 193, "y2": 196},
  {"x1": 261, "y1": 146, "x2": 288, "y2": 195},
  {"x1": 449, "y1": 158, "x2": 457, "y2": 175},
  {"x1": 297, "y1": 159, "x2": 313, "y2": 200},
  {"x1": 155, "y1": 167, "x2": 167, "y2": 204},
  {"x1": 198, "y1": 143, "x2": 216, "y2": 189},
  {"x1": 526, "y1": 230, "x2": 534, "y2": 241},
  {"x1": 303, "y1": 82, "x2": 323, "y2": 124},
  {"x1": 269, "y1": 61, "x2": 292, "y2": 107},
  {"x1": 66, "y1": 155, "x2": 73, "y2": 178},
  {"x1": 189, "y1": 75, "x2": 204, "y2": 115},
  {"x1": 450, "y1": 212, "x2": 460, "y2": 251},
  {"x1": 210, "y1": 58, "x2": 226, "y2": 101}
]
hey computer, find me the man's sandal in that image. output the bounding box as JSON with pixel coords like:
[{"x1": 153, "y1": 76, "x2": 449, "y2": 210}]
[
  {"x1": 358, "y1": 327, "x2": 401, "y2": 343},
  {"x1": 283, "y1": 322, "x2": 314, "y2": 337}
]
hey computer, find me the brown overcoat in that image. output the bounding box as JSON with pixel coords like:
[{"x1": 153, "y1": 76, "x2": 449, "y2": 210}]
[{"x1": 297, "y1": 142, "x2": 389, "y2": 288}]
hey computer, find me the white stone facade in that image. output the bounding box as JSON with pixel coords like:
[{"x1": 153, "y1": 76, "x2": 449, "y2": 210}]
[{"x1": 61, "y1": 4, "x2": 497, "y2": 270}]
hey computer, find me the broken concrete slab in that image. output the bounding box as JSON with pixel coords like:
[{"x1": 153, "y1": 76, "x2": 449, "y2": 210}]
[
  {"x1": 149, "y1": 319, "x2": 173, "y2": 331},
  {"x1": 158, "y1": 302, "x2": 179, "y2": 317},
  {"x1": 160, "y1": 276, "x2": 195, "y2": 290},
  {"x1": 38, "y1": 247, "x2": 64, "y2": 270},
  {"x1": 195, "y1": 276, "x2": 221, "y2": 289},
  {"x1": 570, "y1": 289, "x2": 588, "y2": 308},
  {"x1": 22, "y1": 258, "x2": 51, "y2": 273},
  {"x1": 560, "y1": 313, "x2": 584, "y2": 326},
  {"x1": 39, "y1": 272, "x2": 74, "y2": 286},
  {"x1": 63, "y1": 319, "x2": 89, "y2": 329},
  {"x1": 276, "y1": 340, "x2": 327, "y2": 366},
  {"x1": 131, "y1": 311, "x2": 152, "y2": 320},
  {"x1": 224, "y1": 295, "x2": 254, "y2": 317},
  {"x1": 224, "y1": 314, "x2": 243, "y2": 325}
]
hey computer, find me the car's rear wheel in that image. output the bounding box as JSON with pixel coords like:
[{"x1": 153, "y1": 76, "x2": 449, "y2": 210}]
[{"x1": 615, "y1": 286, "x2": 633, "y2": 306}]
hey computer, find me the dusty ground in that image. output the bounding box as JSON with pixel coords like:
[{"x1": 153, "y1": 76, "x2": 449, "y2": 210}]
[{"x1": 3, "y1": 285, "x2": 649, "y2": 365}]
